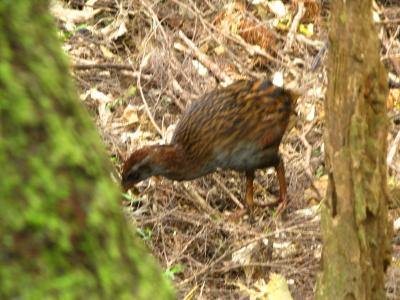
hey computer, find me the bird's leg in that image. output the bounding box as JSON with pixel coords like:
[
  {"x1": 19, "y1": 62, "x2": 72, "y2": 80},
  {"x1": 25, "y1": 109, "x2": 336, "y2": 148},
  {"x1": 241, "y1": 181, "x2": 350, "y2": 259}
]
[
  {"x1": 245, "y1": 171, "x2": 255, "y2": 217},
  {"x1": 275, "y1": 158, "x2": 287, "y2": 214},
  {"x1": 226, "y1": 172, "x2": 254, "y2": 222},
  {"x1": 226, "y1": 171, "x2": 255, "y2": 223}
]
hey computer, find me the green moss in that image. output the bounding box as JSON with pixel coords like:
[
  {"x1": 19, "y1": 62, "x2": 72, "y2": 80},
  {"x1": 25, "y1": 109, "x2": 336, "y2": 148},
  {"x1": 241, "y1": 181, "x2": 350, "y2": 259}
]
[{"x1": 0, "y1": 1, "x2": 175, "y2": 299}]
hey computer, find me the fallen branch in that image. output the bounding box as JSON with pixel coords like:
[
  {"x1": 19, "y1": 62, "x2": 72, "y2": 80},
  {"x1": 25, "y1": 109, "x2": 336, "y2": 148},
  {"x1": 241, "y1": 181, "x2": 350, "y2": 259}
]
[
  {"x1": 299, "y1": 120, "x2": 323, "y2": 201},
  {"x1": 73, "y1": 62, "x2": 153, "y2": 80},
  {"x1": 137, "y1": 51, "x2": 163, "y2": 136},
  {"x1": 178, "y1": 30, "x2": 233, "y2": 85},
  {"x1": 183, "y1": 182, "x2": 221, "y2": 217},
  {"x1": 285, "y1": 1, "x2": 305, "y2": 50},
  {"x1": 213, "y1": 175, "x2": 244, "y2": 209}
]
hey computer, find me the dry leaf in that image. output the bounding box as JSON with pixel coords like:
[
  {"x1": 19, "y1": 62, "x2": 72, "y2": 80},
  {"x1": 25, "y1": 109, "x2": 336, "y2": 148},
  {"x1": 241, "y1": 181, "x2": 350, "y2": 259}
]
[
  {"x1": 164, "y1": 124, "x2": 177, "y2": 144},
  {"x1": 372, "y1": 10, "x2": 380, "y2": 23},
  {"x1": 121, "y1": 104, "x2": 141, "y2": 125},
  {"x1": 100, "y1": 45, "x2": 114, "y2": 59},
  {"x1": 306, "y1": 104, "x2": 316, "y2": 121},
  {"x1": 237, "y1": 274, "x2": 293, "y2": 300},
  {"x1": 100, "y1": 13, "x2": 128, "y2": 41},
  {"x1": 50, "y1": 0, "x2": 100, "y2": 25},
  {"x1": 232, "y1": 240, "x2": 272, "y2": 284},
  {"x1": 214, "y1": 45, "x2": 226, "y2": 55},
  {"x1": 90, "y1": 89, "x2": 113, "y2": 127},
  {"x1": 232, "y1": 241, "x2": 259, "y2": 265},
  {"x1": 265, "y1": 274, "x2": 293, "y2": 300},
  {"x1": 272, "y1": 241, "x2": 296, "y2": 259},
  {"x1": 90, "y1": 89, "x2": 111, "y2": 103},
  {"x1": 304, "y1": 175, "x2": 328, "y2": 204},
  {"x1": 110, "y1": 21, "x2": 127, "y2": 41}
]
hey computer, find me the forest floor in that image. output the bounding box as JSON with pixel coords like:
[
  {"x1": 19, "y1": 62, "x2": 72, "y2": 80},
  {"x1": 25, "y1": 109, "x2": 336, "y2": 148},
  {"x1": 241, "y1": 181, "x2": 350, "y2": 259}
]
[{"x1": 56, "y1": 0, "x2": 400, "y2": 298}]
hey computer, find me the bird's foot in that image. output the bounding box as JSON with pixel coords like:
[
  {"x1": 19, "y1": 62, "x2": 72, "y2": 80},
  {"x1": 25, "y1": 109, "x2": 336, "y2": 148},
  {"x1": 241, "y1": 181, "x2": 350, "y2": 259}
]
[
  {"x1": 274, "y1": 200, "x2": 287, "y2": 217},
  {"x1": 262, "y1": 197, "x2": 287, "y2": 217}
]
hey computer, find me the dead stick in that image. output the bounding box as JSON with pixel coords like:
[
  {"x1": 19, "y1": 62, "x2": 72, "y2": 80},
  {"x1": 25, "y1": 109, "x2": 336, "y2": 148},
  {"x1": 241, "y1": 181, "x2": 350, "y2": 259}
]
[
  {"x1": 178, "y1": 30, "x2": 232, "y2": 85},
  {"x1": 285, "y1": 1, "x2": 305, "y2": 50},
  {"x1": 213, "y1": 175, "x2": 244, "y2": 209},
  {"x1": 137, "y1": 52, "x2": 163, "y2": 135},
  {"x1": 387, "y1": 130, "x2": 400, "y2": 167},
  {"x1": 183, "y1": 183, "x2": 220, "y2": 217}
]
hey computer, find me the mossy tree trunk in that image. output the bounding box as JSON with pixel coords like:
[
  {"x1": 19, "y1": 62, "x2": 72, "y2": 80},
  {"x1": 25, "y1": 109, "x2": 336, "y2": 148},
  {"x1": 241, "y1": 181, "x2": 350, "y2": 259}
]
[
  {"x1": 0, "y1": 2, "x2": 175, "y2": 299},
  {"x1": 316, "y1": 0, "x2": 392, "y2": 299}
]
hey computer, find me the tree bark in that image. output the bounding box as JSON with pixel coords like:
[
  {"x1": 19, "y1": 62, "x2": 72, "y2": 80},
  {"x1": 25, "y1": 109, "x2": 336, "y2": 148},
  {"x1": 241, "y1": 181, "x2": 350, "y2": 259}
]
[
  {"x1": 0, "y1": 2, "x2": 175, "y2": 299},
  {"x1": 316, "y1": 0, "x2": 392, "y2": 299}
]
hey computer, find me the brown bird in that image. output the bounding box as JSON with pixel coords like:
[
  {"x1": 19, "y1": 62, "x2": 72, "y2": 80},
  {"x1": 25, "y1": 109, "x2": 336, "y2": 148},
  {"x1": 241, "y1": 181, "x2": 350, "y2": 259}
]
[{"x1": 122, "y1": 79, "x2": 299, "y2": 215}]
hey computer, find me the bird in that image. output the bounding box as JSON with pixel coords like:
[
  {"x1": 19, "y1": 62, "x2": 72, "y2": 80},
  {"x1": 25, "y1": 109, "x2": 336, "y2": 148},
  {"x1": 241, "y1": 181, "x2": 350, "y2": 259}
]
[{"x1": 122, "y1": 79, "x2": 300, "y2": 216}]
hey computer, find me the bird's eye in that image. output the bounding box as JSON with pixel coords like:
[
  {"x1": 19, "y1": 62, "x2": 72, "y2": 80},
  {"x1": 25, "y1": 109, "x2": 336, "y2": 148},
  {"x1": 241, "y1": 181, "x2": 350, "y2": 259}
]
[{"x1": 126, "y1": 170, "x2": 140, "y2": 182}]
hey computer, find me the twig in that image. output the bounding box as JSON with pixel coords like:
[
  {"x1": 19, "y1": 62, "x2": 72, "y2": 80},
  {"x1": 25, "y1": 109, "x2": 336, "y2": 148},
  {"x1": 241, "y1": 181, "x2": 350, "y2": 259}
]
[
  {"x1": 170, "y1": 227, "x2": 206, "y2": 266},
  {"x1": 310, "y1": 42, "x2": 328, "y2": 71},
  {"x1": 212, "y1": 261, "x2": 295, "y2": 274},
  {"x1": 182, "y1": 183, "x2": 221, "y2": 217},
  {"x1": 73, "y1": 62, "x2": 134, "y2": 71},
  {"x1": 381, "y1": 26, "x2": 400, "y2": 76},
  {"x1": 172, "y1": 0, "x2": 289, "y2": 68},
  {"x1": 177, "y1": 243, "x2": 234, "y2": 286},
  {"x1": 285, "y1": 1, "x2": 305, "y2": 51},
  {"x1": 135, "y1": 0, "x2": 172, "y2": 136},
  {"x1": 73, "y1": 62, "x2": 153, "y2": 81},
  {"x1": 177, "y1": 219, "x2": 317, "y2": 286},
  {"x1": 377, "y1": 18, "x2": 400, "y2": 24},
  {"x1": 295, "y1": 35, "x2": 325, "y2": 50},
  {"x1": 387, "y1": 130, "x2": 400, "y2": 168},
  {"x1": 137, "y1": 52, "x2": 163, "y2": 136},
  {"x1": 140, "y1": 0, "x2": 169, "y2": 41},
  {"x1": 182, "y1": 285, "x2": 199, "y2": 300},
  {"x1": 235, "y1": 35, "x2": 288, "y2": 67},
  {"x1": 299, "y1": 120, "x2": 323, "y2": 201},
  {"x1": 213, "y1": 175, "x2": 244, "y2": 209},
  {"x1": 299, "y1": 121, "x2": 315, "y2": 175},
  {"x1": 171, "y1": 78, "x2": 192, "y2": 110},
  {"x1": 381, "y1": 53, "x2": 400, "y2": 61},
  {"x1": 386, "y1": 25, "x2": 400, "y2": 55},
  {"x1": 178, "y1": 30, "x2": 233, "y2": 85}
]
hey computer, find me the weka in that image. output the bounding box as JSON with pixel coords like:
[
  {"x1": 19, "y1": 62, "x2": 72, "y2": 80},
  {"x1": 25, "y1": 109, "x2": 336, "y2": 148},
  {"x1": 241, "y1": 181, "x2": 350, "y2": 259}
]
[{"x1": 122, "y1": 79, "x2": 299, "y2": 215}]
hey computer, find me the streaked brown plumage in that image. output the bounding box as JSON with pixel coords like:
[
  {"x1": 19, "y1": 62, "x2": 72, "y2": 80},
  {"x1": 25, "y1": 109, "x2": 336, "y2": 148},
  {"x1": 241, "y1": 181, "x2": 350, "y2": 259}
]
[{"x1": 122, "y1": 79, "x2": 299, "y2": 215}]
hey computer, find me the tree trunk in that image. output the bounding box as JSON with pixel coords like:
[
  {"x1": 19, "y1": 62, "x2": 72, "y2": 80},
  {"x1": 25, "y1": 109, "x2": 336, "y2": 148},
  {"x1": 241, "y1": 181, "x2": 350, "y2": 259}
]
[
  {"x1": 0, "y1": 2, "x2": 175, "y2": 299},
  {"x1": 316, "y1": 0, "x2": 392, "y2": 299}
]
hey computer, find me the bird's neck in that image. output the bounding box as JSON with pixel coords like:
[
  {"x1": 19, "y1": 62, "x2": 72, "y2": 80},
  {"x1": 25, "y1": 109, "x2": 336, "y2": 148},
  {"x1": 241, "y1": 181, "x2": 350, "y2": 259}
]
[{"x1": 150, "y1": 144, "x2": 188, "y2": 180}]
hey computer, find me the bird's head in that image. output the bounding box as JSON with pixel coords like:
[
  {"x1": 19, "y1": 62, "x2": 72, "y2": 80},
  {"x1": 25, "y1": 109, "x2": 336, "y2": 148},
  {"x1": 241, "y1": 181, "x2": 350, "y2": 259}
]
[{"x1": 121, "y1": 146, "x2": 156, "y2": 191}]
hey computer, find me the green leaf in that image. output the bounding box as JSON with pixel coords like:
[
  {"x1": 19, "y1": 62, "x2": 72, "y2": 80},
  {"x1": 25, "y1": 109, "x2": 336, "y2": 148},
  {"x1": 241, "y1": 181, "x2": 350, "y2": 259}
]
[
  {"x1": 299, "y1": 23, "x2": 314, "y2": 37},
  {"x1": 137, "y1": 227, "x2": 152, "y2": 240},
  {"x1": 164, "y1": 264, "x2": 186, "y2": 280}
]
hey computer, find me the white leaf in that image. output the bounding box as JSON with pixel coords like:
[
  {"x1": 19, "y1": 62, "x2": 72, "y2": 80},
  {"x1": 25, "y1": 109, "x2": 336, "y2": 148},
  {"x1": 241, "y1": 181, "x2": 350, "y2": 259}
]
[
  {"x1": 192, "y1": 60, "x2": 208, "y2": 76},
  {"x1": 267, "y1": 1, "x2": 287, "y2": 18},
  {"x1": 306, "y1": 105, "x2": 316, "y2": 121},
  {"x1": 90, "y1": 89, "x2": 111, "y2": 104}
]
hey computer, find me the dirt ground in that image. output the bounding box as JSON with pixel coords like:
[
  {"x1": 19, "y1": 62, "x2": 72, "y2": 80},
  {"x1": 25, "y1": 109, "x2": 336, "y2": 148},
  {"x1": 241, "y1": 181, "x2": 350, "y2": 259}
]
[{"x1": 56, "y1": 0, "x2": 400, "y2": 298}]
